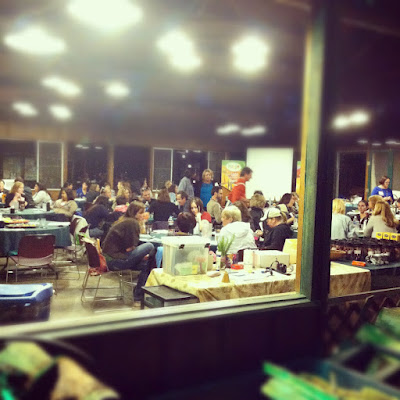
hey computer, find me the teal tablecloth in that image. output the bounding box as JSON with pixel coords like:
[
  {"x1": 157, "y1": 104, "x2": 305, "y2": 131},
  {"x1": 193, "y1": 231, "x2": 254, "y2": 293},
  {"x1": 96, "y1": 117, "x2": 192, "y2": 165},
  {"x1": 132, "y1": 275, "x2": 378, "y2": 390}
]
[
  {"x1": 1, "y1": 208, "x2": 55, "y2": 220},
  {"x1": 0, "y1": 225, "x2": 71, "y2": 255}
]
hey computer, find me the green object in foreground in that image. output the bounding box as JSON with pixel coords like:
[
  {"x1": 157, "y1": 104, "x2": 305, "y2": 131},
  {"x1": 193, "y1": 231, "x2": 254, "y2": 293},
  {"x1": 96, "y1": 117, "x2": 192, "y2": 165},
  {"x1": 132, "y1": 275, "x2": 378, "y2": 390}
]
[
  {"x1": 356, "y1": 324, "x2": 400, "y2": 352},
  {"x1": 217, "y1": 235, "x2": 235, "y2": 256},
  {"x1": 376, "y1": 308, "x2": 400, "y2": 340},
  {"x1": 262, "y1": 363, "x2": 337, "y2": 400}
]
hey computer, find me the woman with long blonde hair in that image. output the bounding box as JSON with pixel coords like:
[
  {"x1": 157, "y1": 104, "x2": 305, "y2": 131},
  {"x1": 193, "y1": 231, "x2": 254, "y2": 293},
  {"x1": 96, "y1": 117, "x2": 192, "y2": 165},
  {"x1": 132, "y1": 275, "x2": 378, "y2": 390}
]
[{"x1": 364, "y1": 200, "x2": 398, "y2": 238}]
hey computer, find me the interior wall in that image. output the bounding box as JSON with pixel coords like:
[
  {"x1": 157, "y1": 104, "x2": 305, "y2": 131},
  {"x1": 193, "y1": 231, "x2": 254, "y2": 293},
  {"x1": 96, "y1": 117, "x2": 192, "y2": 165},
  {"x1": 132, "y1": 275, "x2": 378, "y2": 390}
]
[{"x1": 246, "y1": 147, "x2": 294, "y2": 200}]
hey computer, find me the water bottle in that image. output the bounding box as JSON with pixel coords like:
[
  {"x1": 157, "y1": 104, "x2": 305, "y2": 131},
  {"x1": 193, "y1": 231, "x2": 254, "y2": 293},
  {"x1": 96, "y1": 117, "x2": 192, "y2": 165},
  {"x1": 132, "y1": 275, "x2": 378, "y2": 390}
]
[
  {"x1": 168, "y1": 216, "x2": 174, "y2": 235},
  {"x1": 216, "y1": 251, "x2": 222, "y2": 270},
  {"x1": 147, "y1": 212, "x2": 154, "y2": 233}
]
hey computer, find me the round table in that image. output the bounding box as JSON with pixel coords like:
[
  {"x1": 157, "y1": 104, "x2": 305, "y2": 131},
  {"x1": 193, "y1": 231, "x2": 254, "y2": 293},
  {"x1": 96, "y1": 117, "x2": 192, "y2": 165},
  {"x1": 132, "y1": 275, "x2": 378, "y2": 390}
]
[
  {"x1": 0, "y1": 203, "x2": 5, "y2": 209},
  {"x1": 1, "y1": 208, "x2": 55, "y2": 220},
  {"x1": 0, "y1": 224, "x2": 71, "y2": 255}
]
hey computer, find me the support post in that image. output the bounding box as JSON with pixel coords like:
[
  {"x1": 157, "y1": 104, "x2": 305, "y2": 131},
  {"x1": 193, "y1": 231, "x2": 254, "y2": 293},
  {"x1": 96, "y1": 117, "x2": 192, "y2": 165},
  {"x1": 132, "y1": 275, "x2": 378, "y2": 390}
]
[
  {"x1": 107, "y1": 144, "x2": 114, "y2": 188},
  {"x1": 296, "y1": 0, "x2": 338, "y2": 302}
]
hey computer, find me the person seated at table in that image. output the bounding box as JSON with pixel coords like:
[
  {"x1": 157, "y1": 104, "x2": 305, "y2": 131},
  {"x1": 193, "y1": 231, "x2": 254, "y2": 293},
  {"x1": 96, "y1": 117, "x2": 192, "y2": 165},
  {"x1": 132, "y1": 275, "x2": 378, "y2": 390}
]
[
  {"x1": 395, "y1": 198, "x2": 400, "y2": 218},
  {"x1": 260, "y1": 207, "x2": 293, "y2": 251},
  {"x1": 234, "y1": 200, "x2": 255, "y2": 231},
  {"x1": 101, "y1": 182, "x2": 115, "y2": 198},
  {"x1": 53, "y1": 189, "x2": 78, "y2": 220},
  {"x1": 123, "y1": 187, "x2": 133, "y2": 203},
  {"x1": 0, "y1": 179, "x2": 9, "y2": 201},
  {"x1": 148, "y1": 188, "x2": 179, "y2": 222},
  {"x1": 168, "y1": 183, "x2": 178, "y2": 203},
  {"x1": 368, "y1": 194, "x2": 383, "y2": 213},
  {"x1": 141, "y1": 188, "x2": 156, "y2": 210},
  {"x1": 207, "y1": 186, "x2": 223, "y2": 225},
  {"x1": 364, "y1": 200, "x2": 399, "y2": 238},
  {"x1": 14, "y1": 177, "x2": 34, "y2": 208},
  {"x1": 190, "y1": 197, "x2": 212, "y2": 235},
  {"x1": 76, "y1": 181, "x2": 89, "y2": 198},
  {"x1": 58, "y1": 182, "x2": 73, "y2": 199},
  {"x1": 176, "y1": 212, "x2": 196, "y2": 234},
  {"x1": 249, "y1": 192, "x2": 266, "y2": 232},
  {"x1": 219, "y1": 205, "x2": 256, "y2": 254},
  {"x1": 277, "y1": 193, "x2": 296, "y2": 225},
  {"x1": 371, "y1": 175, "x2": 394, "y2": 203},
  {"x1": 352, "y1": 199, "x2": 370, "y2": 229},
  {"x1": 176, "y1": 191, "x2": 190, "y2": 213},
  {"x1": 331, "y1": 198, "x2": 357, "y2": 240},
  {"x1": 5, "y1": 182, "x2": 27, "y2": 209},
  {"x1": 102, "y1": 201, "x2": 156, "y2": 305},
  {"x1": 33, "y1": 182, "x2": 52, "y2": 209},
  {"x1": 86, "y1": 183, "x2": 101, "y2": 203},
  {"x1": 84, "y1": 195, "x2": 110, "y2": 239}
]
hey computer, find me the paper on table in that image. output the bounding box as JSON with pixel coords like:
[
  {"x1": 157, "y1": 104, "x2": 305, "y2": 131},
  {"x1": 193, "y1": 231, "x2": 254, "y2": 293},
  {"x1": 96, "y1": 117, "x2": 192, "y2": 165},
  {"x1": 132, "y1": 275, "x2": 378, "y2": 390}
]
[{"x1": 46, "y1": 221, "x2": 70, "y2": 226}]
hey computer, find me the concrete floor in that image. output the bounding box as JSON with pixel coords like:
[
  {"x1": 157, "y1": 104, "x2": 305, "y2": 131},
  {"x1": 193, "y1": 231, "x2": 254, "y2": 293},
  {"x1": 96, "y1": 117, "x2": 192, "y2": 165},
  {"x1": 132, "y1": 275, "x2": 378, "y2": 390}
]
[{"x1": 0, "y1": 254, "x2": 143, "y2": 325}]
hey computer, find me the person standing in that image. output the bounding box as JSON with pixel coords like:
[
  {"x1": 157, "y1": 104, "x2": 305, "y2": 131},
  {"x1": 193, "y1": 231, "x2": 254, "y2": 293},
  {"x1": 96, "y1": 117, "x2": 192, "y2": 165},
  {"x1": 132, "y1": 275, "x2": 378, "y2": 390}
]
[
  {"x1": 198, "y1": 169, "x2": 215, "y2": 208},
  {"x1": 228, "y1": 167, "x2": 253, "y2": 204},
  {"x1": 178, "y1": 169, "x2": 195, "y2": 199},
  {"x1": 207, "y1": 186, "x2": 223, "y2": 224},
  {"x1": 371, "y1": 176, "x2": 394, "y2": 203}
]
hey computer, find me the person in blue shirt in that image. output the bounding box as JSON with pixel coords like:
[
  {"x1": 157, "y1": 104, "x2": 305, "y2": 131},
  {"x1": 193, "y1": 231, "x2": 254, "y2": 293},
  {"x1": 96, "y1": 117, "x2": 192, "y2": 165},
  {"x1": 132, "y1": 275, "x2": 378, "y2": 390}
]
[
  {"x1": 199, "y1": 169, "x2": 215, "y2": 208},
  {"x1": 76, "y1": 181, "x2": 89, "y2": 198},
  {"x1": 371, "y1": 175, "x2": 394, "y2": 203}
]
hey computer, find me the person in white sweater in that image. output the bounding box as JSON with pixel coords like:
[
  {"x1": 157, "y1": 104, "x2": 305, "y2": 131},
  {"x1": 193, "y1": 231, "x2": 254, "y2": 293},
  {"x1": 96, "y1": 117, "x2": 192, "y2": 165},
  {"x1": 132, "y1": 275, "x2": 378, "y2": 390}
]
[
  {"x1": 331, "y1": 198, "x2": 357, "y2": 240},
  {"x1": 219, "y1": 205, "x2": 256, "y2": 254},
  {"x1": 33, "y1": 182, "x2": 52, "y2": 208},
  {"x1": 364, "y1": 200, "x2": 398, "y2": 238}
]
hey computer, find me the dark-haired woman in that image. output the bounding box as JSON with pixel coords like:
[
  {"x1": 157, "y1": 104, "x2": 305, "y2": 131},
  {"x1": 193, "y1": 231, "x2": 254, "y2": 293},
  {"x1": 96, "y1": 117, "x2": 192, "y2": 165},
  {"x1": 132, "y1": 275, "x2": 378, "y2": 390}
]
[
  {"x1": 148, "y1": 188, "x2": 178, "y2": 222},
  {"x1": 277, "y1": 193, "x2": 296, "y2": 225},
  {"x1": 190, "y1": 197, "x2": 212, "y2": 235},
  {"x1": 371, "y1": 176, "x2": 393, "y2": 203},
  {"x1": 52, "y1": 189, "x2": 77, "y2": 219},
  {"x1": 76, "y1": 181, "x2": 89, "y2": 198},
  {"x1": 102, "y1": 201, "x2": 155, "y2": 304},
  {"x1": 84, "y1": 195, "x2": 110, "y2": 239},
  {"x1": 33, "y1": 182, "x2": 52, "y2": 208},
  {"x1": 353, "y1": 199, "x2": 370, "y2": 230}
]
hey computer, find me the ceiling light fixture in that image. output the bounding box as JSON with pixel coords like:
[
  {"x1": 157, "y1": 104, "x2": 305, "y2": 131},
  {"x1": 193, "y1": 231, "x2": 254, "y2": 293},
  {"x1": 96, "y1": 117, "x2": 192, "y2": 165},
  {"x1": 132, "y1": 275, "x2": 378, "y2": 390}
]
[
  {"x1": 49, "y1": 104, "x2": 72, "y2": 120},
  {"x1": 371, "y1": 142, "x2": 382, "y2": 147},
  {"x1": 232, "y1": 36, "x2": 269, "y2": 73},
  {"x1": 12, "y1": 102, "x2": 38, "y2": 117},
  {"x1": 216, "y1": 123, "x2": 241, "y2": 135},
  {"x1": 104, "y1": 81, "x2": 130, "y2": 98},
  {"x1": 42, "y1": 76, "x2": 81, "y2": 97},
  {"x1": 349, "y1": 110, "x2": 370, "y2": 125},
  {"x1": 157, "y1": 30, "x2": 202, "y2": 72},
  {"x1": 95, "y1": 146, "x2": 103, "y2": 150},
  {"x1": 241, "y1": 125, "x2": 267, "y2": 136},
  {"x1": 357, "y1": 139, "x2": 368, "y2": 145},
  {"x1": 67, "y1": 0, "x2": 143, "y2": 33},
  {"x1": 4, "y1": 26, "x2": 66, "y2": 55}
]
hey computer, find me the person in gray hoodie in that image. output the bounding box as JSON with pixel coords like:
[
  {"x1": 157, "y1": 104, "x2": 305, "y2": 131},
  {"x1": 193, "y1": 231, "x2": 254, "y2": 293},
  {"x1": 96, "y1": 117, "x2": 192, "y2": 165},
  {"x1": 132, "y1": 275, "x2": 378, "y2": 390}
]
[{"x1": 219, "y1": 205, "x2": 256, "y2": 254}]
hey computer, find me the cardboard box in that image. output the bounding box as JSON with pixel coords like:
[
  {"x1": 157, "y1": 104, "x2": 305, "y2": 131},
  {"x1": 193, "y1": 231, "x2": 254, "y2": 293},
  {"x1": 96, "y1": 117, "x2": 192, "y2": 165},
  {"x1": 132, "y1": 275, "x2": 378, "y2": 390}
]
[{"x1": 253, "y1": 250, "x2": 290, "y2": 269}]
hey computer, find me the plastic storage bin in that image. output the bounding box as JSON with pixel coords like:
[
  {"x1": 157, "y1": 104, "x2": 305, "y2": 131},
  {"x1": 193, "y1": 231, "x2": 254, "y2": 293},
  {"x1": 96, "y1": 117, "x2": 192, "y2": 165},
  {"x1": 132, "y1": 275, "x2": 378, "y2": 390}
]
[
  {"x1": 162, "y1": 236, "x2": 210, "y2": 276},
  {"x1": 0, "y1": 283, "x2": 53, "y2": 324}
]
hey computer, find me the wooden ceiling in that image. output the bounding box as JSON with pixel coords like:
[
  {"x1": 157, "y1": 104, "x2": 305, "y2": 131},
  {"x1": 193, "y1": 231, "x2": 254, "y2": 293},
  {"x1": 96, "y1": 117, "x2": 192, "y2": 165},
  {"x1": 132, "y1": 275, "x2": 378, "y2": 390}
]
[{"x1": 0, "y1": 0, "x2": 399, "y2": 149}]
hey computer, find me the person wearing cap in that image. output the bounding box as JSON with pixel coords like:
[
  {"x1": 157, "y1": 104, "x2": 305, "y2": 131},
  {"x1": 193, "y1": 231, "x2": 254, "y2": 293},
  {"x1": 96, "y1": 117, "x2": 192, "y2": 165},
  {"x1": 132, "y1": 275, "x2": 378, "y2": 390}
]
[
  {"x1": 260, "y1": 207, "x2": 293, "y2": 251},
  {"x1": 218, "y1": 205, "x2": 256, "y2": 254},
  {"x1": 228, "y1": 167, "x2": 253, "y2": 204}
]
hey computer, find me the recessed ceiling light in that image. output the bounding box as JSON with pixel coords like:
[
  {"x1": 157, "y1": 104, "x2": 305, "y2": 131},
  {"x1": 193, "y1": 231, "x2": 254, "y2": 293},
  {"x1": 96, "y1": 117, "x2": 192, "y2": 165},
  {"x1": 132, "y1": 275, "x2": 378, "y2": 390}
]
[
  {"x1": 75, "y1": 144, "x2": 83, "y2": 148},
  {"x1": 187, "y1": 164, "x2": 192, "y2": 168},
  {"x1": 4, "y1": 26, "x2": 66, "y2": 55},
  {"x1": 95, "y1": 146, "x2": 103, "y2": 150},
  {"x1": 349, "y1": 110, "x2": 370, "y2": 125},
  {"x1": 357, "y1": 139, "x2": 368, "y2": 145},
  {"x1": 49, "y1": 104, "x2": 72, "y2": 120},
  {"x1": 385, "y1": 139, "x2": 397, "y2": 145},
  {"x1": 12, "y1": 102, "x2": 38, "y2": 117},
  {"x1": 371, "y1": 142, "x2": 382, "y2": 147},
  {"x1": 67, "y1": 0, "x2": 143, "y2": 33},
  {"x1": 157, "y1": 31, "x2": 202, "y2": 72},
  {"x1": 42, "y1": 76, "x2": 81, "y2": 97},
  {"x1": 105, "y1": 81, "x2": 130, "y2": 98},
  {"x1": 241, "y1": 125, "x2": 267, "y2": 136},
  {"x1": 333, "y1": 115, "x2": 350, "y2": 129},
  {"x1": 216, "y1": 123, "x2": 241, "y2": 135},
  {"x1": 232, "y1": 36, "x2": 269, "y2": 73}
]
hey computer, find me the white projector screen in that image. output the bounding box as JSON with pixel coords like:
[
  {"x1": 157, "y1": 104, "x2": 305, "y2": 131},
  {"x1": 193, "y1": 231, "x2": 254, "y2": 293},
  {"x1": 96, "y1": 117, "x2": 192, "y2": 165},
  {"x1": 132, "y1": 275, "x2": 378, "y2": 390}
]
[{"x1": 246, "y1": 147, "x2": 294, "y2": 201}]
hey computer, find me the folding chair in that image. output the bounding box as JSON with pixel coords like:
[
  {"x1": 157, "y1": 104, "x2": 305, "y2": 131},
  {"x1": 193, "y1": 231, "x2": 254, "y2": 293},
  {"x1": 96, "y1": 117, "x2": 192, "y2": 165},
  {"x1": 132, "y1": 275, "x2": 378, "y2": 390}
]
[
  {"x1": 6, "y1": 234, "x2": 57, "y2": 284},
  {"x1": 81, "y1": 240, "x2": 134, "y2": 306}
]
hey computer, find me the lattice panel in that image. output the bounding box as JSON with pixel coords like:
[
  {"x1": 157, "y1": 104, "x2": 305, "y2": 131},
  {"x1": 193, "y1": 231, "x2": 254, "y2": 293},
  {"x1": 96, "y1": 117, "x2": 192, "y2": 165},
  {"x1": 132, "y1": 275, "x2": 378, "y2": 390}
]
[{"x1": 324, "y1": 292, "x2": 400, "y2": 353}]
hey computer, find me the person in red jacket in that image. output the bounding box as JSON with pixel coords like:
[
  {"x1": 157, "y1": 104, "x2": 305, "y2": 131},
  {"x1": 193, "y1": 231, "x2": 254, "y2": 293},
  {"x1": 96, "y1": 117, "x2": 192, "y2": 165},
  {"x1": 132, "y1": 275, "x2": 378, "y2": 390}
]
[{"x1": 228, "y1": 167, "x2": 253, "y2": 204}]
